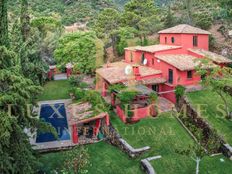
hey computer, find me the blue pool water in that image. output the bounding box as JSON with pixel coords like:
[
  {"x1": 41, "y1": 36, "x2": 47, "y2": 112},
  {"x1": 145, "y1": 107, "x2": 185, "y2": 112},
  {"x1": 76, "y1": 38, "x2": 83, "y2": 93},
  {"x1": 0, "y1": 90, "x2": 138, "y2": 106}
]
[{"x1": 36, "y1": 103, "x2": 70, "y2": 143}]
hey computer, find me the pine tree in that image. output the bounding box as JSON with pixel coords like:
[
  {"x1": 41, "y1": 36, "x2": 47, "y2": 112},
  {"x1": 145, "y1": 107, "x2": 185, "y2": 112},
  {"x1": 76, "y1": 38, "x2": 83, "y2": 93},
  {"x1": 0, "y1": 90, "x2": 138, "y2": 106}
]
[
  {"x1": 0, "y1": 0, "x2": 9, "y2": 47},
  {"x1": 123, "y1": 0, "x2": 163, "y2": 45},
  {"x1": 164, "y1": 7, "x2": 177, "y2": 28},
  {"x1": 20, "y1": 0, "x2": 30, "y2": 42},
  {"x1": 0, "y1": 46, "x2": 42, "y2": 173},
  {"x1": 0, "y1": 1, "x2": 55, "y2": 172}
]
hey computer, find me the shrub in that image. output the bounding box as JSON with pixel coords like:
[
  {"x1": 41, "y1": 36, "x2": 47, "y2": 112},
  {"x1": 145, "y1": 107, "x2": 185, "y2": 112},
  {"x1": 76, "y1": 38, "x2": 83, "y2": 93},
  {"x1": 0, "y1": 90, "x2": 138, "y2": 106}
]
[
  {"x1": 193, "y1": 12, "x2": 213, "y2": 30},
  {"x1": 79, "y1": 82, "x2": 89, "y2": 89},
  {"x1": 149, "y1": 92, "x2": 158, "y2": 103},
  {"x1": 108, "y1": 84, "x2": 126, "y2": 93},
  {"x1": 74, "y1": 88, "x2": 85, "y2": 100},
  {"x1": 116, "y1": 38, "x2": 128, "y2": 56},
  {"x1": 118, "y1": 90, "x2": 138, "y2": 105},
  {"x1": 69, "y1": 75, "x2": 84, "y2": 87},
  {"x1": 175, "y1": 85, "x2": 186, "y2": 102},
  {"x1": 209, "y1": 35, "x2": 217, "y2": 50},
  {"x1": 83, "y1": 90, "x2": 110, "y2": 113}
]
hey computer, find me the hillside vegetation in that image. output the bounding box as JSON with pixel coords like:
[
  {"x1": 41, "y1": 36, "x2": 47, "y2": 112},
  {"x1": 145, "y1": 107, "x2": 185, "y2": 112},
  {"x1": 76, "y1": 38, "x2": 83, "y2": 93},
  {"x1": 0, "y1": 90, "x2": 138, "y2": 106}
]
[{"x1": 8, "y1": 0, "x2": 115, "y2": 25}]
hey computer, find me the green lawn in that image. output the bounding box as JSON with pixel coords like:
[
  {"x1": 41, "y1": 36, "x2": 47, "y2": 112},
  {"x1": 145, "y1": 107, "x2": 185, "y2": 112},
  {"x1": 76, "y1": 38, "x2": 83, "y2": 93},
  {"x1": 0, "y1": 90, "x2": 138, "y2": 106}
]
[
  {"x1": 187, "y1": 90, "x2": 232, "y2": 145},
  {"x1": 38, "y1": 142, "x2": 142, "y2": 174},
  {"x1": 37, "y1": 82, "x2": 232, "y2": 174},
  {"x1": 111, "y1": 112, "x2": 195, "y2": 174},
  {"x1": 38, "y1": 80, "x2": 72, "y2": 101},
  {"x1": 38, "y1": 112, "x2": 232, "y2": 174}
]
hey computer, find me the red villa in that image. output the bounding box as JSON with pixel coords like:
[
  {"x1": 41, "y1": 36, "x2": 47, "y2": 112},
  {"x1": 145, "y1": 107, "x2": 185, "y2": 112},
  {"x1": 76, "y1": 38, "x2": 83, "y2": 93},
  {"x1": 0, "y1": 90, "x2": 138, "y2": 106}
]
[{"x1": 96, "y1": 24, "x2": 232, "y2": 122}]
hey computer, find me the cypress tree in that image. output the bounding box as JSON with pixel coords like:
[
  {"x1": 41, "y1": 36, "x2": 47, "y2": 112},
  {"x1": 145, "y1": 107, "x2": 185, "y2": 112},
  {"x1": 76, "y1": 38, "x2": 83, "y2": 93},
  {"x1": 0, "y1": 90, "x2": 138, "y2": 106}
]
[
  {"x1": 20, "y1": 0, "x2": 30, "y2": 42},
  {"x1": 0, "y1": 0, "x2": 9, "y2": 47}
]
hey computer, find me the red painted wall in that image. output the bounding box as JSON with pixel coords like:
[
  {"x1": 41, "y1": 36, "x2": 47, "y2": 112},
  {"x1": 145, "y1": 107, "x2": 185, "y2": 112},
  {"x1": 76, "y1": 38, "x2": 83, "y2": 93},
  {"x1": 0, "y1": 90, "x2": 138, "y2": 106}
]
[
  {"x1": 159, "y1": 84, "x2": 176, "y2": 103},
  {"x1": 116, "y1": 105, "x2": 127, "y2": 123},
  {"x1": 160, "y1": 33, "x2": 209, "y2": 51},
  {"x1": 160, "y1": 33, "x2": 182, "y2": 46},
  {"x1": 151, "y1": 56, "x2": 179, "y2": 85},
  {"x1": 116, "y1": 105, "x2": 153, "y2": 123},
  {"x1": 125, "y1": 50, "x2": 141, "y2": 64},
  {"x1": 131, "y1": 105, "x2": 151, "y2": 121},
  {"x1": 177, "y1": 70, "x2": 201, "y2": 86},
  {"x1": 181, "y1": 34, "x2": 209, "y2": 51}
]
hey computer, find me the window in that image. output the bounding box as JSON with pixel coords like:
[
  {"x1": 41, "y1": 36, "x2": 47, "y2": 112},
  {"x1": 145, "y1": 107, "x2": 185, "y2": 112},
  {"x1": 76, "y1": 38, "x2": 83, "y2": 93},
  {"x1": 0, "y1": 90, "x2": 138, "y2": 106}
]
[
  {"x1": 193, "y1": 36, "x2": 198, "y2": 46},
  {"x1": 168, "y1": 69, "x2": 173, "y2": 84},
  {"x1": 141, "y1": 53, "x2": 145, "y2": 64},
  {"x1": 152, "y1": 85, "x2": 159, "y2": 92},
  {"x1": 187, "y1": 71, "x2": 192, "y2": 79},
  {"x1": 165, "y1": 37, "x2": 167, "y2": 44},
  {"x1": 171, "y1": 37, "x2": 175, "y2": 43},
  {"x1": 130, "y1": 52, "x2": 133, "y2": 62}
]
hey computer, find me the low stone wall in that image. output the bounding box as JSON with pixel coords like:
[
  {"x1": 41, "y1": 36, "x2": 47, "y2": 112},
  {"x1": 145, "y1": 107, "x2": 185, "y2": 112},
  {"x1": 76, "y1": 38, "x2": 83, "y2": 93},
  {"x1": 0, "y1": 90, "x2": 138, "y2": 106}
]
[
  {"x1": 224, "y1": 85, "x2": 232, "y2": 96},
  {"x1": 176, "y1": 96, "x2": 232, "y2": 158},
  {"x1": 141, "y1": 160, "x2": 155, "y2": 174},
  {"x1": 221, "y1": 144, "x2": 232, "y2": 159},
  {"x1": 141, "y1": 156, "x2": 162, "y2": 174},
  {"x1": 101, "y1": 123, "x2": 150, "y2": 158}
]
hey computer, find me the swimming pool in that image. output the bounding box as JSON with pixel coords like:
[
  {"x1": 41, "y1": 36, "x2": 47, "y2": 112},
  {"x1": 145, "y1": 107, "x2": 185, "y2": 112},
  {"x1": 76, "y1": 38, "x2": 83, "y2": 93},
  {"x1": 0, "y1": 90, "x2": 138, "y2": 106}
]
[{"x1": 36, "y1": 103, "x2": 70, "y2": 143}]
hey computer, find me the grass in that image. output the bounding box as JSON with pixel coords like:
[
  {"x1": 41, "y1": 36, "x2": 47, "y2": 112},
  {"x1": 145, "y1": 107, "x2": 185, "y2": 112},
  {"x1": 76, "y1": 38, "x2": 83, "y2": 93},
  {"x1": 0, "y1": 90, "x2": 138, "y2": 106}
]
[
  {"x1": 187, "y1": 90, "x2": 232, "y2": 145},
  {"x1": 111, "y1": 112, "x2": 196, "y2": 174},
  {"x1": 152, "y1": 154, "x2": 232, "y2": 174},
  {"x1": 38, "y1": 80, "x2": 72, "y2": 101},
  {"x1": 37, "y1": 83, "x2": 232, "y2": 173},
  {"x1": 38, "y1": 112, "x2": 232, "y2": 174},
  {"x1": 38, "y1": 142, "x2": 142, "y2": 174}
]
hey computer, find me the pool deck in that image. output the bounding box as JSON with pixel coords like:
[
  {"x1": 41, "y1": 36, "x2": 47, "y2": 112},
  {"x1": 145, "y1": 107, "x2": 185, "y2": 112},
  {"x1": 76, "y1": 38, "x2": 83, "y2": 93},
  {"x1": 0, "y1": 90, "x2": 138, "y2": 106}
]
[
  {"x1": 31, "y1": 99, "x2": 101, "y2": 151},
  {"x1": 31, "y1": 99, "x2": 74, "y2": 151}
]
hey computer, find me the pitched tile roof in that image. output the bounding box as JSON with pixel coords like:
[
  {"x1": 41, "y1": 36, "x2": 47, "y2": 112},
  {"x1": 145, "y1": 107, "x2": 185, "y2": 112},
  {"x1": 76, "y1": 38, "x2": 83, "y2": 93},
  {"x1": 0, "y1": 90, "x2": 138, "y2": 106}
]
[
  {"x1": 125, "y1": 45, "x2": 182, "y2": 53},
  {"x1": 158, "y1": 24, "x2": 211, "y2": 35},
  {"x1": 96, "y1": 61, "x2": 162, "y2": 84},
  {"x1": 123, "y1": 78, "x2": 166, "y2": 86},
  {"x1": 156, "y1": 54, "x2": 216, "y2": 71},
  {"x1": 189, "y1": 48, "x2": 232, "y2": 64}
]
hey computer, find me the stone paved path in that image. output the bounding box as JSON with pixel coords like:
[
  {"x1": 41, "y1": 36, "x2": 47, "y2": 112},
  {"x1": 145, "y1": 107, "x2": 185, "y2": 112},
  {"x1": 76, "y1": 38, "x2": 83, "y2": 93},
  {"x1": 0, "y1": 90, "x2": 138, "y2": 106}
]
[
  {"x1": 54, "y1": 73, "x2": 67, "y2": 80},
  {"x1": 157, "y1": 97, "x2": 175, "y2": 113}
]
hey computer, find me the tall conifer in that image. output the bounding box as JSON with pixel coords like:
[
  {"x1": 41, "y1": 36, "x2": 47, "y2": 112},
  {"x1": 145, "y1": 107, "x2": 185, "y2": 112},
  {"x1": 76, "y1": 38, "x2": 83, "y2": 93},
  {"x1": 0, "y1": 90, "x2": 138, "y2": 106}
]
[{"x1": 0, "y1": 0, "x2": 9, "y2": 47}]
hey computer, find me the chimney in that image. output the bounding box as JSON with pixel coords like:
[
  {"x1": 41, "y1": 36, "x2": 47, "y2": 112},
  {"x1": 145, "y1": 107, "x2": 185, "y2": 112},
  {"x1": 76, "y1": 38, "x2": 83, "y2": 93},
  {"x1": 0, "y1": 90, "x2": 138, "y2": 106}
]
[{"x1": 132, "y1": 65, "x2": 140, "y2": 79}]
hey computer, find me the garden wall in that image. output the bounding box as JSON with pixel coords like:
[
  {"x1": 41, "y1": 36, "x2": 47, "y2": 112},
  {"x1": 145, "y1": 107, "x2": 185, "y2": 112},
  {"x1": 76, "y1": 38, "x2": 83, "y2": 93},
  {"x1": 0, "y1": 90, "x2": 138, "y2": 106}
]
[
  {"x1": 224, "y1": 85, "x2": 232, "y2": 96},
  {"x1": 176, "y1": 96, "x2": 232, "y2": 158},
  {"x1": 116, "y1": 105, "x2": 154, "y2": 123},
  {"x1": 101, "y1": 123, "x2": 150, "y2": 158}
]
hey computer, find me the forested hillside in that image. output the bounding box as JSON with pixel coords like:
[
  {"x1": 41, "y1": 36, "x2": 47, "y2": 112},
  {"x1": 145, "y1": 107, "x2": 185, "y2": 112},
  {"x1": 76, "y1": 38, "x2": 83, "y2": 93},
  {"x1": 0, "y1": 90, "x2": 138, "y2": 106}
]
[
  {"x1": 8, "y1": 0, "x2": 115, "y2": 25},
  {"x1": 7, "y1": 0, "x2": 232, "y2": 62}
]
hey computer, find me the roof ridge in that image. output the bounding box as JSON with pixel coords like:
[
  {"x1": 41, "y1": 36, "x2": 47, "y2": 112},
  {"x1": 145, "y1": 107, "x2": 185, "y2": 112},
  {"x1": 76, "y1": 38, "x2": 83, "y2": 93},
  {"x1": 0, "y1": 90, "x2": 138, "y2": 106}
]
[{"x1": 181, "y1": 24, "x2": 188, "y2": 33}]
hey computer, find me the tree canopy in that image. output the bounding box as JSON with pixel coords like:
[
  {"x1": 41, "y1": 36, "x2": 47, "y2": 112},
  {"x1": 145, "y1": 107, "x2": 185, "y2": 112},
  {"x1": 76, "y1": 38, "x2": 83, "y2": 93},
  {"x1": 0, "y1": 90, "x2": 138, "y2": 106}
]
[
  {"x1": 54, "y1": 32, "x2": 104, "y2": 74},
  {"x1": 0, "y1": 0, "x2": 9, "y2": 47}
]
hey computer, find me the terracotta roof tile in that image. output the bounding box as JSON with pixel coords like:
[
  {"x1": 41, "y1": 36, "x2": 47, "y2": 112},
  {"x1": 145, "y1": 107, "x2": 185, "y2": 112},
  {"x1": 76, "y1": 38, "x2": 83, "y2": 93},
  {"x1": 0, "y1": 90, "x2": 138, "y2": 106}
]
[
  {"x1": 158, "y1": 24, "x2": 211, "y2": 35},
  {"x1": 156, "y1": 54, "x2": 216, "y2": 71},
  {"x1": 125, "y1": 44, "x2": 181, "y2": 53},
  {"x1": 96, "y1": 61, "x2": 162, "y2": 84},
  {"x1": 189, "y1": 48, "x2": 232, "y2": 64},
  {"x1": 123, "y1": 78, "x2": 166, "y2": 86}
]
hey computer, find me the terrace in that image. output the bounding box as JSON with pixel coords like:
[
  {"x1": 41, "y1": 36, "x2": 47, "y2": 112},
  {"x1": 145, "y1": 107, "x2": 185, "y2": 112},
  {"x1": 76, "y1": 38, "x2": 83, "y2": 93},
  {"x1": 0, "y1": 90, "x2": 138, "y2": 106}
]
[
  {"x1": 35, "y1": 80, "x2": 232, "y2": 174},
  {"x1": 38, "y1": 112, "x2": 232, "y2": 174},
  {"x1": 110, "y1": 84, "x2": 157, "y2": 122},
  {"x1": 187, "y1": 90, "x2": 232, "y2": 145}
]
